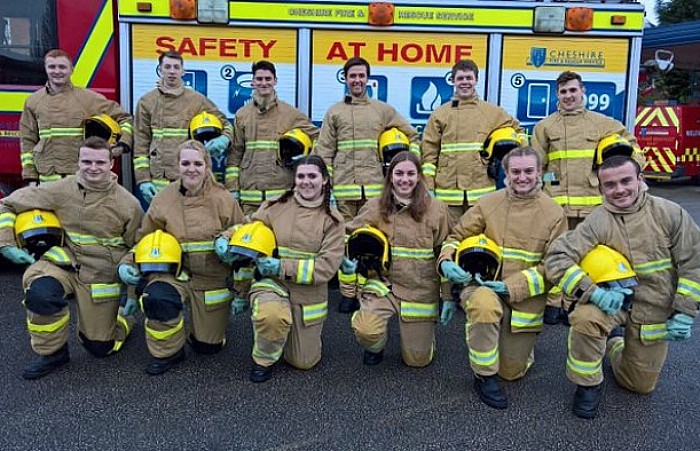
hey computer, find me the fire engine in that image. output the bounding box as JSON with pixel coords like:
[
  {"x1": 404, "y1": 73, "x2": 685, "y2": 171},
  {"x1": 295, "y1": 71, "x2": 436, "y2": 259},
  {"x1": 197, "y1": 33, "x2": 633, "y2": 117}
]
[
  {"x1": 636, "y1": 105, "x2": 700, "y2": 181},
  {"x1": 1, "y1": 0, "x2": 645, "y2": 196}
]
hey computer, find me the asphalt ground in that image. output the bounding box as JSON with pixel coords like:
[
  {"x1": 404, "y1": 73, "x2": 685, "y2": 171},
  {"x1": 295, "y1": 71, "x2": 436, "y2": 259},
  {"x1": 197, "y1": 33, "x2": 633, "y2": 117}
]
[{"x1": 1, "y1": 184, "x2": 700, "y2": 450}]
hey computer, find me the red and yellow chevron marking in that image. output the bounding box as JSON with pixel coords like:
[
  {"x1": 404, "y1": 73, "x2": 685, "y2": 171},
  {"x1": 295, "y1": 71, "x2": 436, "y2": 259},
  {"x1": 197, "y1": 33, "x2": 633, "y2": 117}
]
[
  {"x1": 681, "y1": 147, "x2": 700, "y2": 163},
  {"x1": 645, "y1": 147, "x2": 676, "y2": 173},
  {"x1": 635, "y1": 106, "x2": 680, "y2": 130}
]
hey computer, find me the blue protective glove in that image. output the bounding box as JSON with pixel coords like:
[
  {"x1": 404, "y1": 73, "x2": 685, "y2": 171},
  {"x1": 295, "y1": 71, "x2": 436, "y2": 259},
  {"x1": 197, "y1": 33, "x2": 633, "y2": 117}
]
[
  {"x1": 118, "y1": 264, "x2": 141, "y2": 286},
  {"x1": 428, "y1": 189, "x2": 435, "y2": 198},
  {"x1": 476, "y1": 274, "x2": 509, "y2": 296},
  {"x1": 340, "y1": 256, "x2": 358, "y2": 275},
  {"x1": 256, "y1": 256, "x2": 282, "y2": 277},
  {"x1": 329, "y1": 191, "x2": 338, "y2": 209},
  {"x1": 440, "y1": 260, "x2": 472, "y2": 285},
  {"x1": 589, "y1": 286, "x2": 632, "y2": 316},
  {"x1": 231, "y1": 298, "x2": 249, "y2": 316},
  {"x1": 0, "y1": 246, "x2": 36, "y2": 265},
  {"x1": 666, "y1": 313, "x2": 694, "y2": 341},
  {"x1": 205, "y1": 135, "x2": 230, "y2": 157},
  {"x1": 214, "y1": 236, "x2": 235, "y2": 264},
  {"x1": 121, "y1": 297, "x2": 139, "y2": 317},
  {"x1": 139, "y1": 182, "x2": 157, "y2": 204},
  {"x1": 440, "y1": 300, "x2": 458, "y2": 326},
  {"x1": 231, "y1": 190, "x2": 240, "y2": 201}
]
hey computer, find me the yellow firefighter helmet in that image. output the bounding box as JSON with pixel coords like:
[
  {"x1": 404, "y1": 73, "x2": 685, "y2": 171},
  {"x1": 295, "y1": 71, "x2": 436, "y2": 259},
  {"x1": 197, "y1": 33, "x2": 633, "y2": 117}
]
[
  {"x1": 481, "y1": 127, "x2": 522, "y2": 161},
  {"x1": 84, "y1": 114, "x2": 121, "y2": 146},
  {"x1": 346, "y1": 225, "x2": 391, "y2": 277},
  {"x1": 228, "y1": 221, "x2": 276, "y2": 261},
  {"x1": 189, "y1": 111, "x2": 223, "y2": 143},
  {"x1": 594, "y1": 134, "x2": 635, "y2": 169},
  {"x1": 378, "y1": 128, "x2": 410, "y2": 169},
  {"x1": 580, "y1": 245, "x2": 638, "y2": 289},
  {"x1": 134, "y1": 230, "x2": 182, "y2": 275},
  {"x1": 14, "y1": 209, "x2": 64, "y2": 257},
  {"x1": 278, "y1": 129, "x2": 312, "y2": 168},
  {"x1": 455, "y1": 234, "x2": 502, "y2": 281}
]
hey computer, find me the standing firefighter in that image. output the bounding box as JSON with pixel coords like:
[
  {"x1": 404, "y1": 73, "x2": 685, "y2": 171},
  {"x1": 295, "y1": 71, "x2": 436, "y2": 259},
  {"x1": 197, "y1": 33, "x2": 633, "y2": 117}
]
[
  {"x1": 544, "y1": 155, "x2": 700, "y2": 419},
  {"x1": 0, "y1": 137, "x2": 143, "y2": 379},
  {"x1": 20, "y1": 49, "x2": 133, "y2": 185},
  {"x1": 532, "y1": 70, "x2": 644, "y2": 325},
  {"x1": 421, "y1": 59, "x2": 523, "y2": 226},
  {"x1": 218, "y1": 155, "x2": 344, "y2": 383},
  {"x1": 314, "y1": 57, "x2": 419, "y2": 314},
  {"x1": 225, "y1": 60, "x2": 319, "y2": 215},
  {"x1": 344, "y1": 151, "x2": 450, "y2": 367},
  {"x1": 118, "y1": 140, "x2": 244, "y2": 375},
  {"x1": 133, "y1": 50, "x2": 233, "y2": 205},
  {"x1": 438, "y1": 147, "x2": 566, "y2": 409}
]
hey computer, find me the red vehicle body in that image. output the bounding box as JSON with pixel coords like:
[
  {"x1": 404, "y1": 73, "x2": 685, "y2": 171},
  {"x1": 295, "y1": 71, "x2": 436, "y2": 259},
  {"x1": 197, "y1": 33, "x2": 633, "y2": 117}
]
[
  {"x1": 0, "y1": 0, "x2": 119, "y2": 198},
  {"x1": 635, "y1": 105, "x2": 700, "y2": 181}
]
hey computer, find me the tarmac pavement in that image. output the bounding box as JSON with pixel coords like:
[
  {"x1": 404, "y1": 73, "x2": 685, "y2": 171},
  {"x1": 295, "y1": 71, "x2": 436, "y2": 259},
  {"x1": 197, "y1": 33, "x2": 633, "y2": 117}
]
[{"x1": 1, "y1": 184, "x2": 700, "y2": 450}]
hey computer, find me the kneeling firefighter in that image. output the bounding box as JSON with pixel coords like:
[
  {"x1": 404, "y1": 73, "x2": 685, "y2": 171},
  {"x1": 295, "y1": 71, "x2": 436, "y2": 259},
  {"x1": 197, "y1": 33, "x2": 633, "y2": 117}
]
[
  {"x1": 0, "y1": 138, "x2": 143, "y2": 380},
  {"x1": 218, "y1": 155, "x2": 344, "y2": 383},
  {"x1": 345, "y1": 151, "x2": 450, "y2": 368},
  {"x1": 337, "y1": 128, "x2": 411, "y2": 314},
  {"x1": 438, "y1": 145, "x2": 567, "y2": 410},
  {"x1": 119, "y1": 140, "x2": 244, "y2": 375},
  {"x1": 563, "y1": 245, "x2": 640, "y2": 419}
]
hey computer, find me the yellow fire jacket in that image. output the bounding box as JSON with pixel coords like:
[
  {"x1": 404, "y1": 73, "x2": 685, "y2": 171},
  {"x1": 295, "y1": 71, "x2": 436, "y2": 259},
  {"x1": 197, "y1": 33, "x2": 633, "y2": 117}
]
[
  {"x1": 421, "y1": 95, "x2": 521, "y2": 205},
  {"x1": 314, "y1": 94, "x2": 420, "y2": 201},
  {"x1": 0, "y1": 173, "x2": 142, "y2": 284},
  {"x1": 439, "y1": 185, "x2": 566, "y2": 307},
  {"x1": 531, "y1": 107, "x2": 643, "y2": 219},
  {"x1": 545, "y1": 190, "x2": 700, "y2": 323},
  {"x1": 20, "y1": 83, "x2": 133, "y2": 181},
  {"x1": 346, "y1": 194, "x2": 450, "y2": 304},
  {"x1": 125, "y1": 178, "x2": 244, "y2": 291},
  {"x1": 224, "y1": 93, "x2": 319, "y2": 203},
  {"x1": 133, "y1": 80, "x2": 233, "y2": 186},
  {"x1": 249, "y1": 195, "x2": 345, "y2": 306}
]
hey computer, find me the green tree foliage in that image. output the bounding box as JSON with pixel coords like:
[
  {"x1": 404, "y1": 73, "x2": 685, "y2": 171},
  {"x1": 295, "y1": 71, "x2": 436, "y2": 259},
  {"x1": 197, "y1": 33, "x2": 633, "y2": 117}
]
[{"x1": 656, "y1": 0, "x2": 700, "y2": 25}]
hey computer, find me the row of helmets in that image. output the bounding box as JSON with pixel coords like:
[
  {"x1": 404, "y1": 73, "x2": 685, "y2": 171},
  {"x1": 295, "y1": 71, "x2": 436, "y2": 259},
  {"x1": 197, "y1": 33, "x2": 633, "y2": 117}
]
[
  {"x1": 82, "y1": 113, "x2": 634, "y2": 172},
  {"x1": 13, "y1": 211, "x2": 637, "y2": 295}
]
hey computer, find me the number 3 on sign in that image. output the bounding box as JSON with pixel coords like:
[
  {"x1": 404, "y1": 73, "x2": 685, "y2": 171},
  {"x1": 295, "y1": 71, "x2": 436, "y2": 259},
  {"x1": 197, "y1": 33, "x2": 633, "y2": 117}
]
[{"x1": 584, "y1": 93, "x2": 610, "y2": 111}]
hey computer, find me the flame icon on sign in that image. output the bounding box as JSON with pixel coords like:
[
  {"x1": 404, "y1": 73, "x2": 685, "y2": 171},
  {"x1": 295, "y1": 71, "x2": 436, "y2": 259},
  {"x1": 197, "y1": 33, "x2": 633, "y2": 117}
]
[{"x1": 416, "y1": 82, "x2": 443, "y2": 115}]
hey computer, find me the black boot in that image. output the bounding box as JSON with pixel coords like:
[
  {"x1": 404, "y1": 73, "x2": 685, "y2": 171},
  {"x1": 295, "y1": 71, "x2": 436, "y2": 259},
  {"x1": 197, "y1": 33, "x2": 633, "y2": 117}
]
[
  {"x1": 573, "y1": 384, "x2": 603, "y2": 419},
  {"x1": 145, "y1": 348, "x2": 185, "y2": 376},
  {"x1": 473, "y1": 374, "x2": 508, "y2": 410},
  {"x1": 250, "y1": 363, "x2": 273, "y2": 383},
  {"x1": 543, "y1": 306, "x2": 561, "y2": 325},
  {"x1": 22, "y1": 344, "x2": 70, "y2": 380},
  {"x1": 363, "y1": 349, "x2": 384, "y2": 366},
  {"x1": 338, "y1": 296, "x2": 360, "y2": 314}
]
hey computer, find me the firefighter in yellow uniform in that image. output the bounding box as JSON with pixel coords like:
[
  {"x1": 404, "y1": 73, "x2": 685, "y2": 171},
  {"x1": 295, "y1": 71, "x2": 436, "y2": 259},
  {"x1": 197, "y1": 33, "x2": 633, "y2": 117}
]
[
  {"x1": 315, "y1": 57, "x2": 420, "y2": 220},
  {"x1": 532, "y1": 71, "x2": 644, "y2": 324},
  {"x1": 438, "y1": 147, "x2": 566, "y2": 409},
  {"x1": 133, "y1": 50, "x2": 233, "y2": 205},
  {"x1": 544, "y1": 155, "x2": 700, "y2": 419},
  {"x1": 119, "y1": 140, "x2": 244, "y2": 375},
  {"x1": 225, "y1": 60, "x2": 319, "y2": 215},
  {"x1": 219, "y1": 155, "x2": 344, "y2": 382},
  {"x1": 20, "y1": 49, "x2": 133, "y2": 185},
  {"x1": 421, "y1": 59, "x2": 522, "y2": 226},
  {"x1": 0, "y1": 137, "x2": 143, "y2": 379},
  {"x1": 314, "y1": 57, "x2": 419, "y2": 313},
  {"x1": 345, "y1": 151, "x2": 450, "y2": 367}
]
